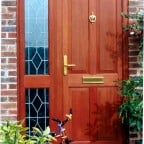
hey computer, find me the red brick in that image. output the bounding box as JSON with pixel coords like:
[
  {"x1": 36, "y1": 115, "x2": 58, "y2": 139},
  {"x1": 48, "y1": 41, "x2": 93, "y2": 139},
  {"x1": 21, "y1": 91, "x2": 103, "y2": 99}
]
[
  {"x1": 129, "y1": 140, "x2": 136, "y2": 144},
  {"x1": 9, "y1": 84, "x2": 17, "y2": 89},
  {"x1": 2, "y1": 1, "x2": 16, "y2": 6},
  {"x1": 1, "y1": 52, "x2": 16, "y2": 57},
  {"x1": 1, "y1": 116, "x2": 17, "y2": 121},
  {"x1": 8, "y1": 7, "x2": 16, "y2": 12},
  {"x1": 1, "y1": 90, "x2": 17, "y2": 96},
  {"x1": 1, "y1": 97, "x2": 7, "y2": 102},
  {"x1": 129, "y1": 45, "x2": 139, "y2": 50},
  {"x1": 1, "y1": 110, "x2": 8, "y2": 114},
  {"x1": 8, "y1": 20, "x2": 16, "y2": 25},
  {"x1": 8, "y1": 32, "x2": 16, "y2": 38},
  {"x1": 1, "y1": 64, "x2": 17, "y2": 69},
  {"x1": 1, "y1": 103, "x2": 17, "y2": 109},
  {"x1": 129, "y1": 7, "x2": 137, "y2": 13},
  {"x1": 129, "y1": 51, "x2": 139, "y2": 56},
  {"x1": 8, "y1": 58, "x2": 17, "y2": 63},
  {"x1": 1, "y1": 58, "x2": 7, "y2": 63},
  {"x1": 1, "y1": 77, "x2": 17, "y2": 83},
  {"x1": 128, "y1": 0, "x2": 144, "y2": 83},
  {"x1": 8, "y1": 97, "x2": 17, "y2": 102},
  {"x1": 1, "y1": 13, "x2": 16, "y2": 19},
  {"x1": 1, "y1": 70, "x2": 6, "y2": 76},
  {"x1": 1, "y1": 84, "x2": 7, "y2": 89},
  {"x1": 8, "y1": 110, "x2": 17, "y2": 115},
  {"x1": 129, "y1": 38, "x2": 140, "y2": 43},
  {"x1": 1, "y1": 20, "x2": 7, "y2": 25},
  {"x1": 129, "y1": 63, "x2": 141, "y2": 68},
  {"x1": 1, "y1": 33, "x2": 7, "y2": 38},
  {"x1": 129, "y1": 69, "x2": 137, "y2": 75},
  {"x1": 129, "y1": 57, "x2": 138, "y2": 62},
  {"x1": 2, "y1": 26, "x2": 16, "y2": 32},
  {"x1": 1, "y1": 39, "x2": 16, "y2": 44},
  {"x1": 1, "y1": 45, "x2": 8, "y2": 51},
  {"x1": 129, "y1": 1, "x2": 137, "y2": 5},
  {"x1": 8, "y1": 71, "x2": 17, "y2": 76},
  {"x1": 129, "y1": 1, "x2": 143, "y2": 6}
]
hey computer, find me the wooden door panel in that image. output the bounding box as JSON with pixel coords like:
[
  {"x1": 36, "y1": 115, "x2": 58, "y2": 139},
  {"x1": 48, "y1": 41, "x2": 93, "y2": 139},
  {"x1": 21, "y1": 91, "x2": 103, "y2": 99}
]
[
  {"x1": 98, "y1": 0, "x2": 117, "y2": 72},
  {"x1": 69, "y1": 0, "x2": 122, "y2": 75},
  {"x1": 70, "y1": 88, "x2": 90, "y2": 140},
  {"x1": 94, "y1": 87, "x2": 121, "y2": 140},
  {"x1": 67, "y1": 87, "x2": 122, "y2": 143},
  {"x1": 62, "y1": 0, "x2": 127, "y2": 143},
  {"x1": 70, "y1": 0, "x2": 89, "y2": 73}
]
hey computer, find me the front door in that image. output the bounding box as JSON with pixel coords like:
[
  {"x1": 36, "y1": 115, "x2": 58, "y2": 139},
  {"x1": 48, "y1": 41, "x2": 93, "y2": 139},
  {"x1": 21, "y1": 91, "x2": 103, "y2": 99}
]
[
  {"x1": 18, "y1": 0, "x2": 128, "y2": 143},
  {"x1": 53, "y1": 0, "x2": 128, "y2": 144}
]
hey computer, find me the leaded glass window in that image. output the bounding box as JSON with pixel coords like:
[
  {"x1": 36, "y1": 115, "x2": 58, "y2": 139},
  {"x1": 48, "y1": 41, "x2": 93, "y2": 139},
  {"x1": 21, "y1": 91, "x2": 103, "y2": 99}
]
[
  {"x1": 25, "y1": 0, "x2": 48, "y2": 74},
  {"x1": 26, "y1": 88, "x2": 49, "y2": 135},
  {"x1": 24, "y1": 0, "x2": 49, "y2": 135}
]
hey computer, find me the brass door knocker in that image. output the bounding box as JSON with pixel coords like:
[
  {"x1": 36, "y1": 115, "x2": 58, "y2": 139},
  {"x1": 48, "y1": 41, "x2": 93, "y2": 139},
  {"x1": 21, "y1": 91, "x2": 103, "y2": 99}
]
[{"x1": 89, "y1": 12, "x2": 96, "y2": 23}]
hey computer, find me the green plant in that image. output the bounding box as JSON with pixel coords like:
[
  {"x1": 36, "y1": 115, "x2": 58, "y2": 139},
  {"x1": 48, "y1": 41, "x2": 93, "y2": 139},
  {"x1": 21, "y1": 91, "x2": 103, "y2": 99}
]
[
  {"x1": 0, "y1": 120, "x2": 28, "y2": 144},
  {"x1": 117, "y1": 10, "x2": 143, "y2": 133},
  {"x1": 121, "y1": 10, "x2": 143, "y2": 63},
  {"x1": 29, "y1": 127, "x2": 56, "y2": 144},
  {"x1": 117, "y1": 76, "x2": 143, "y2": 131},
  {"x1": 0, "y1": 120, "x2": 56, "y2": 144}
]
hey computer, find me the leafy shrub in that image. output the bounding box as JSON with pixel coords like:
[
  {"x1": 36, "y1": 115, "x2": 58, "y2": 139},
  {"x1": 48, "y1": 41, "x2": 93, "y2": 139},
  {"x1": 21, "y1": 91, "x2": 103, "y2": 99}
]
[
  {"x1": 0, "y1": 120, "x2": 28, "y2": 144},
  {"x1": 118, "y1": 10, "x2": 143, "y2": 132},
  {"x1": 121, "y1": 10, "x2": 143, "y2": 63},
  {"x1": 0, "y1": 120, "x2": 56, "y2": 144},
  {"x1": 117, "y1": 76, "x2": 143, "y2": 131}
]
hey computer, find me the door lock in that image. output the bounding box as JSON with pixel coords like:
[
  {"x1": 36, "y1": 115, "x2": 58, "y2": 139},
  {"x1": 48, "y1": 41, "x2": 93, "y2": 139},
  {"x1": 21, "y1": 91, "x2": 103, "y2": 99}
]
[{"x1": 64, "y1": 55, "x2": 76, "y2": 76}]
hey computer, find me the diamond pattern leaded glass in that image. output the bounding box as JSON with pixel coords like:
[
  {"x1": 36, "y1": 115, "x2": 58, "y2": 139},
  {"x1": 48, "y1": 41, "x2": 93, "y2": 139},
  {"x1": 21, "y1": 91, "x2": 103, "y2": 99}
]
[
  {"x1": 25, "y1": 0, "x2": 48, "y2": 74},
  {"x1": 25, "y1": 47, "x2": 48, "y2": 74},
  {"x1": 26, "y1": 88, "x2": 49, "y2": 135}
]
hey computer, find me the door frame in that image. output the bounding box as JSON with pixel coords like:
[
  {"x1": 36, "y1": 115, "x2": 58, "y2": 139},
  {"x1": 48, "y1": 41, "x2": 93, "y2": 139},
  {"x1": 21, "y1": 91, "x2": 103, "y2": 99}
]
[
  {"x1": 17, "y1": 0, "x2": 64, "y2": 127},
  {"x1": 17, "y1": 0, "x2": 128, "y2": 131}
]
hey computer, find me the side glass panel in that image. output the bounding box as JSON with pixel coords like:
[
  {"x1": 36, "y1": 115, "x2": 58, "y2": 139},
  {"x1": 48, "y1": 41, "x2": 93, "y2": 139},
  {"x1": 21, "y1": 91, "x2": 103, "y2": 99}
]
[
  {"x1": 25, "y1": 0, "x2": 49, "y2": 74},
  {"x1": 25, "y1": 88, "x2": 49, "y2": 135}
]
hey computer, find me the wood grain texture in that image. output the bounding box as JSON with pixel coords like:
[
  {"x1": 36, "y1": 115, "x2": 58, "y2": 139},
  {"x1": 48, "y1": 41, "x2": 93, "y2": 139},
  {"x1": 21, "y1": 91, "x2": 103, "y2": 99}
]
[{"x1": 62, "y1": 0, "x2": 128, "y2": 143}]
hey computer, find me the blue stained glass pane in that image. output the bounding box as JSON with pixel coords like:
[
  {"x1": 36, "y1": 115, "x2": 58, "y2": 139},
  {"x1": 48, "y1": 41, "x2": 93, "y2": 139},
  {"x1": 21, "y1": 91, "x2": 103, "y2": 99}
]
[
  {"x1": 25, "y1": 88, "x2": 49, "y2": 135},
  {"x1": 25, "y1": 47, "x2": 48, "y2": 74},
  {"x1": 25, "y1": 0, "x2": 49, "y2": 74}
]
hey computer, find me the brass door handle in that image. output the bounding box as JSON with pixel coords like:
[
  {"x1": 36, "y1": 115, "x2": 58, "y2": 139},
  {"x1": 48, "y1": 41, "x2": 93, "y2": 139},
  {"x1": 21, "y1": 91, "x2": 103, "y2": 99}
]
[
  {"x1": 64, "y1": 64, "x2": 76, "y2": 67},
  {"x1": 64, "y1": 55, "x2": 76, "y2": 75}
]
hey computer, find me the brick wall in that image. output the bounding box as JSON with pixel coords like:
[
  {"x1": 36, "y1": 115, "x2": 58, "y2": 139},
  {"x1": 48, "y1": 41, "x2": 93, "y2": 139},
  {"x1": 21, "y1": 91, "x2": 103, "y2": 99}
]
[
  {"x1": 128, "y1": 0, "x2": 144, "y2": 77},
  {"x1": 0, "y1": 0, "x2": 143, "y2": 143},
  {"x1": 128, "y1": 0, "x2": 143, "y2": 144},
  {"x1": 1, "y1": 0, "x2": 17, "y2": 121}
]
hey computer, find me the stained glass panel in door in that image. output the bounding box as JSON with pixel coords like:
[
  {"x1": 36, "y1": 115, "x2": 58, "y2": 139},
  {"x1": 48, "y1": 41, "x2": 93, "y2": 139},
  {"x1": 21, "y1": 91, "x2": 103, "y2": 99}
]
[
  {"x1": 25, "y1": 88, "x2": 49, "y2": 135},
  {"x1": 25, "y1": 0, "x2": 48, "y2": 74}
]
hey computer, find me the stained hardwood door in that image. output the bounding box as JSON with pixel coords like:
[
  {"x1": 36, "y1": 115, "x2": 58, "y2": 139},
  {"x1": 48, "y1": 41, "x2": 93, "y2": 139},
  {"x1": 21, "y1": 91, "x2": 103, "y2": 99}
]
[
  {"x1": 18, "y1": 0, "x2": 128, "y2": 143},
  {"x1": 59, "y1": 0, "x2": 128, "y2": 144}
]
